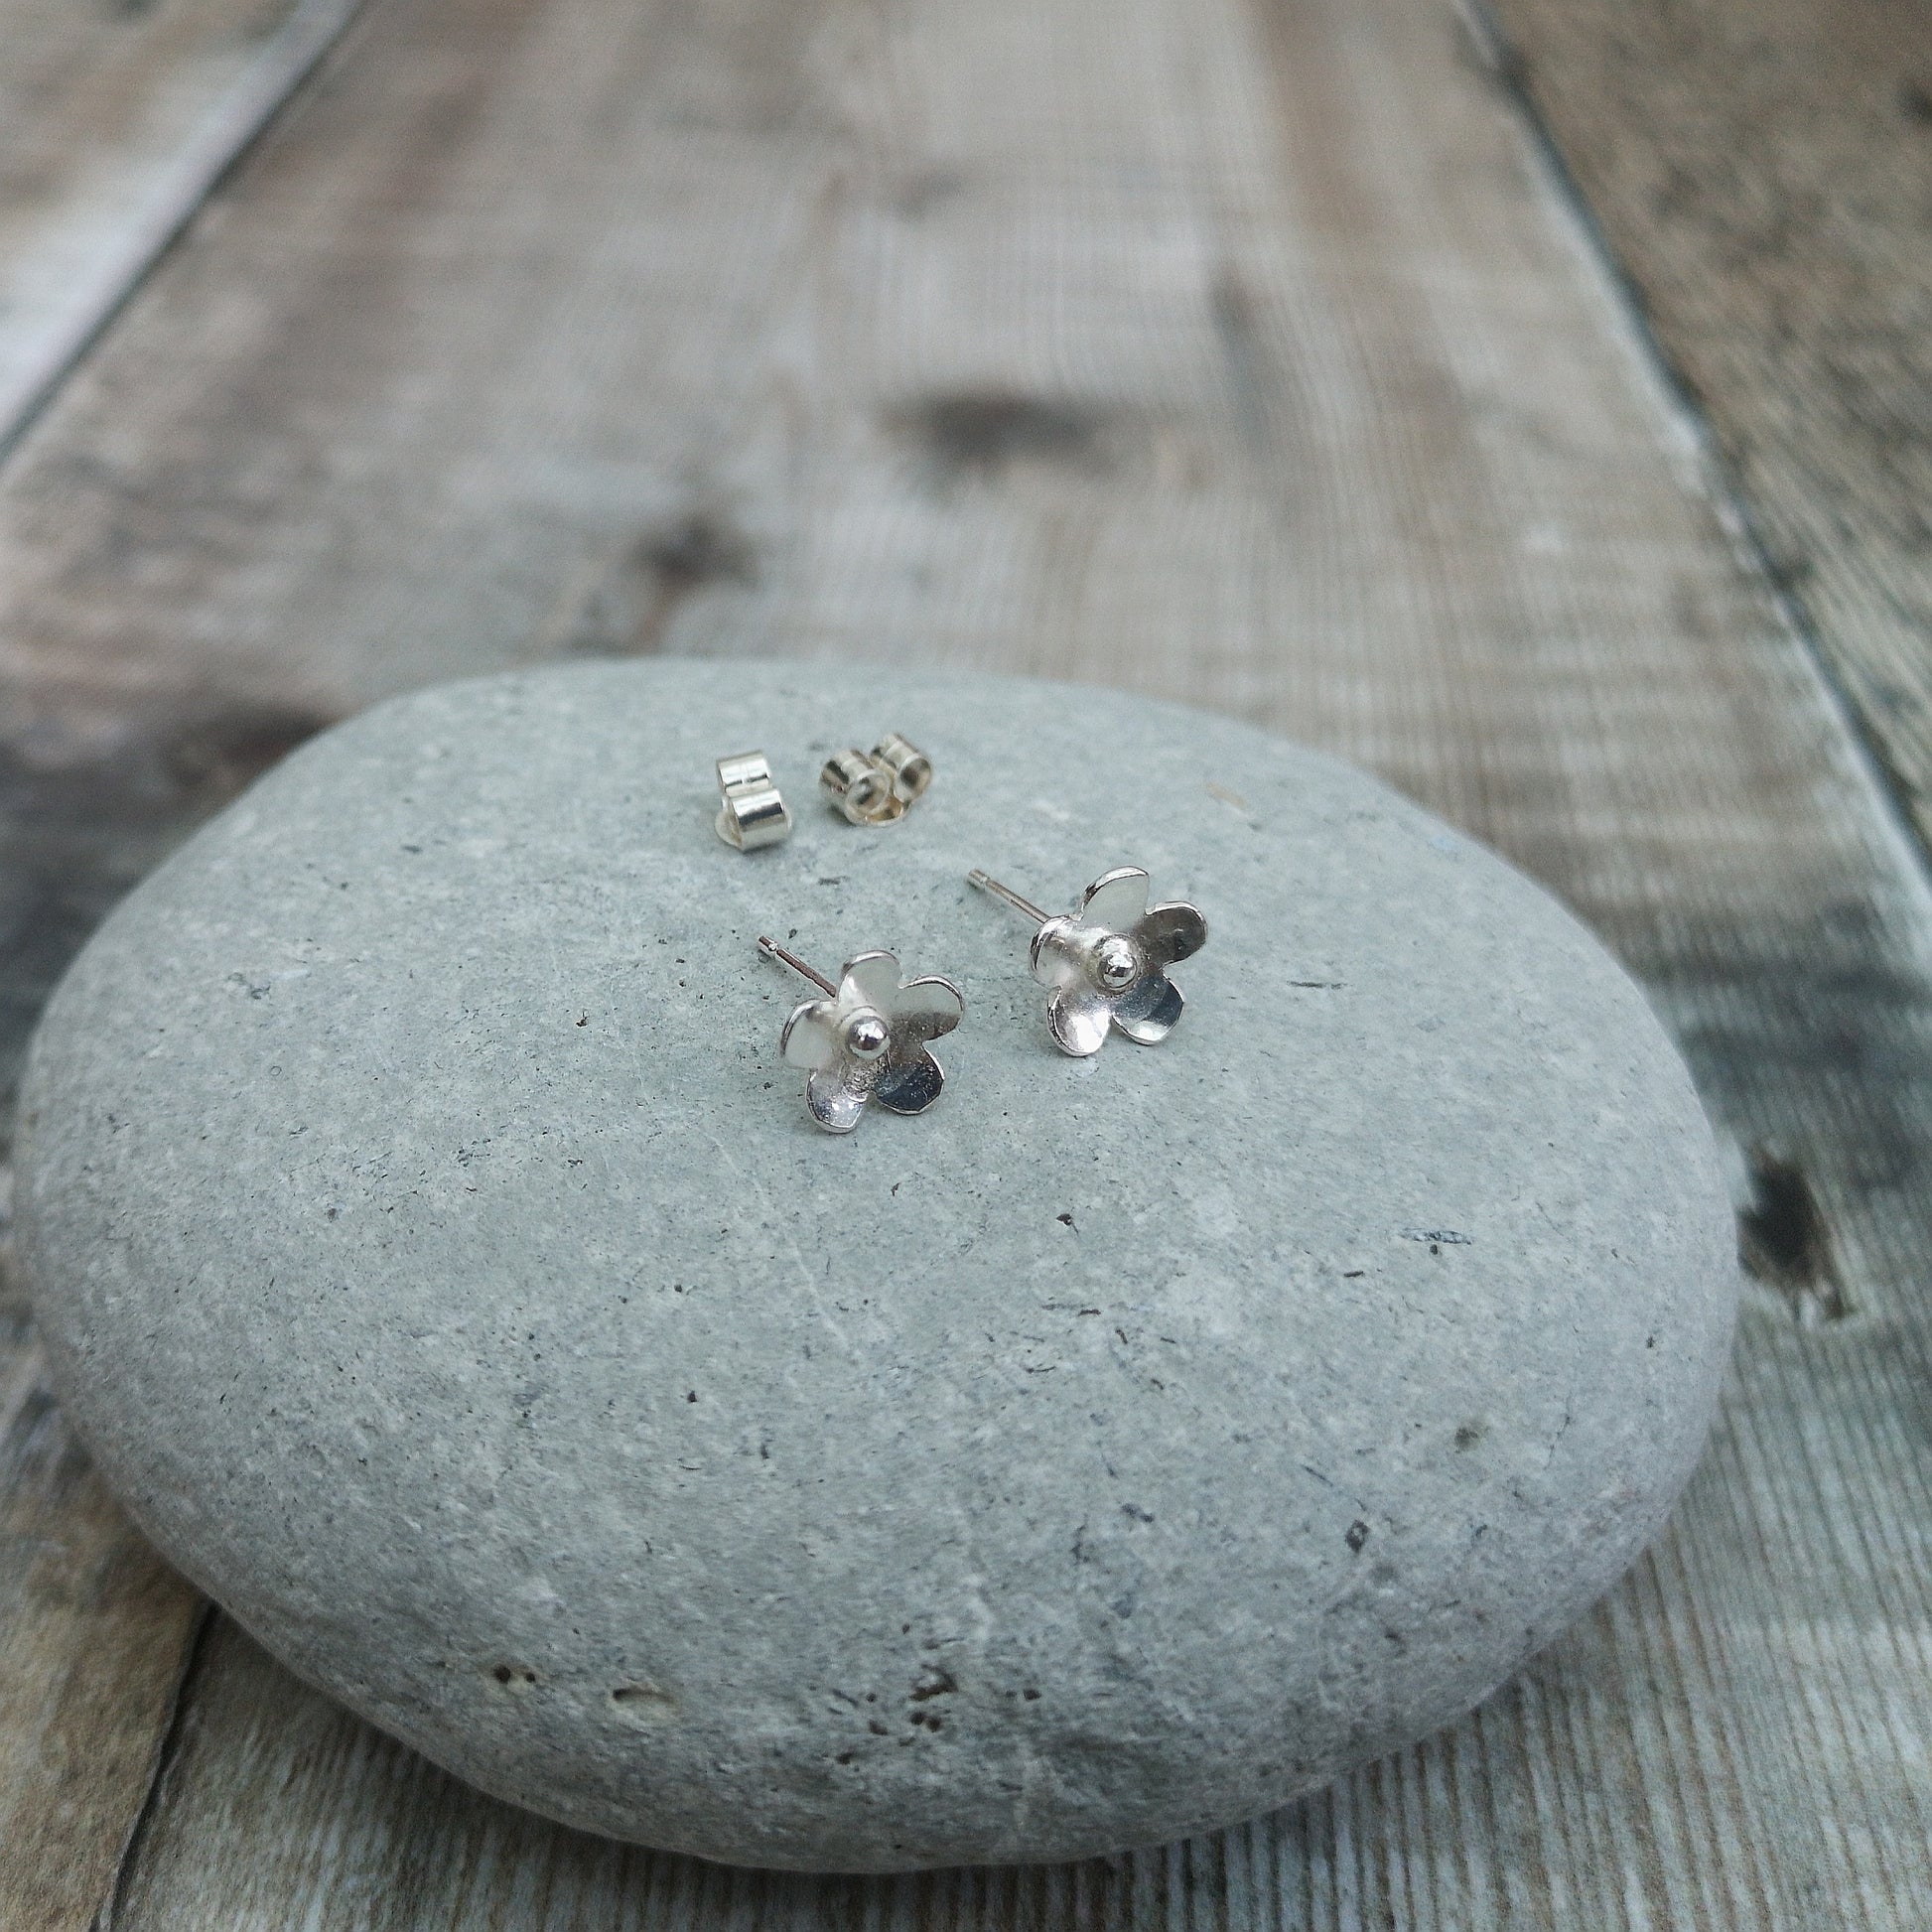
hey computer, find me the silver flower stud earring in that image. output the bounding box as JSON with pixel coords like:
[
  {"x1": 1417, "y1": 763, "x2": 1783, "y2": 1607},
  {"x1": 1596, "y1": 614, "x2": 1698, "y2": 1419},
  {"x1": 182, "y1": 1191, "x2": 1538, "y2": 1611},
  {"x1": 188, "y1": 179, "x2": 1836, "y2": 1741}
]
[
  {"x1": 758, "y1": 936, "x2": 965, "y2": 1133},
  {"x1": 967, "y1": 866, "x2": 1207, "y2": 1057}
]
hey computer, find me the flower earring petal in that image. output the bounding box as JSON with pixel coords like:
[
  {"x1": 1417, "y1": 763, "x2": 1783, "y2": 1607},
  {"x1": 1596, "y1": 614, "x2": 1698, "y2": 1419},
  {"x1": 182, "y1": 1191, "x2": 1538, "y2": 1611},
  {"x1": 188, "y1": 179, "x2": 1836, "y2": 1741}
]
[
  {"x1": 1111, "y1": 970, "x2": 1185, "y2": 1044},
  {"x1": 873, "y1": 972, "x2": 962, "y2": 1113},
  {"x1": 1078, "y1": 867, "x2": 1152, "y2": 933},
  {"x1": 840, "y1": 950, "x2": 907, "y2": 1014},
  {"x1": 887, "y1": 974, "x2": 967, "y2": 1045},
  {"x1": 806, "y1": 1065, "x2": 871, "y2": 1133},
  {"x1": 1047, "y1": 983, "x2": 1114, "y2": 1057},
  {"x1": 1136, "y1": 899, "x2": 1208, "y2": 969},
  {"x1": 779, "y1": 1001, "x2": 844, "y2": 1071},
  {"x1": 874, "y1": 1054, "x2": 945, "y2": 1115}
]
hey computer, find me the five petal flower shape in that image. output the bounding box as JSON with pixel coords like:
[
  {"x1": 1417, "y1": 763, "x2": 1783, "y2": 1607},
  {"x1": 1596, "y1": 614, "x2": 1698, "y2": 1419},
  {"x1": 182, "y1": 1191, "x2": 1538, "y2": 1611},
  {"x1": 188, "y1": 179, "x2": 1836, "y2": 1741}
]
[
  {"x1": 1031, "y1": 867, "x2": 1208, "y2": 1057},
  {"x1": 779, "y1": 951, "x2": 965, "y2": 1134}
]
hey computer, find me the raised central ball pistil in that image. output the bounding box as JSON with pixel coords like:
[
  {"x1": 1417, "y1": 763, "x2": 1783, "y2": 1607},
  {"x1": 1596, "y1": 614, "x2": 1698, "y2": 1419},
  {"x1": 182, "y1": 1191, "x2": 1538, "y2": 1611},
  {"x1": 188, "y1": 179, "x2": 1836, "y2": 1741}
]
[
  {"x1": 844, "y1": 1011, "x2": 891, "y2": 1059},
  {"x1": 1093, "y1": 935, "x2": 1141, "y2": 991}
]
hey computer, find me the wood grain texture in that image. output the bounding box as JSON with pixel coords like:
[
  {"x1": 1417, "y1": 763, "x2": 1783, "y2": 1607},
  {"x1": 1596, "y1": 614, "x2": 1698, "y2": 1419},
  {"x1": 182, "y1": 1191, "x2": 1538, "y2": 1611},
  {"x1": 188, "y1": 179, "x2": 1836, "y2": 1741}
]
[
  {"x1": 0, "y1": 0, "x2": 360, "y2": 451},
  {"x1": 0, "y1": 10, "x2": 360, "y2": 1916},
  {"x1": 0, "y1": 1284, "x2": 206, "y2": 1930},
  {"x1": 1, "y1": 0, "x2": 1930, "y2": 1922},
  {"x1": 1474, "y1": 0, "x2": 1932, "y2": 848}
]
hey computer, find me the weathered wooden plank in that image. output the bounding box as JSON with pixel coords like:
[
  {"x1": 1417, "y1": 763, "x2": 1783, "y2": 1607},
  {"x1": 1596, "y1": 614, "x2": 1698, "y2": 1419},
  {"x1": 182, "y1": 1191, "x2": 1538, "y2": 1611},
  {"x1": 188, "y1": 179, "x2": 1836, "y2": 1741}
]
[
  {"x1": 1474, "y1": 0, "x2": 1932, "y2": 852},
  {"x1": 0, "y1": 0, "x2": 357, "y2": 1113},
  {"x1": 0, "y1": 0, "x2": 360, "y2": 452},
  {"x1": 1, "y1": 0, "x2": 1930, "y2": 1922},
  {"x1": 0, "y1": 1288, "x2": 206, "y2": 1929},
  {"x1": 0, "y1": 5, "x2": 360, "y2": 1917}
]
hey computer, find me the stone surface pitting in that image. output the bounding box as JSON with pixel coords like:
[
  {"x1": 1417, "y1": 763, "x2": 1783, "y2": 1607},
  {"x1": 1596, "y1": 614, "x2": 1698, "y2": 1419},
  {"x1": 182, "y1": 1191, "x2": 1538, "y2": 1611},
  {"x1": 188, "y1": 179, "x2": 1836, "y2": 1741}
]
[{"x1": 18, "y1": 661, "x2": 1735, "y2": 1871}]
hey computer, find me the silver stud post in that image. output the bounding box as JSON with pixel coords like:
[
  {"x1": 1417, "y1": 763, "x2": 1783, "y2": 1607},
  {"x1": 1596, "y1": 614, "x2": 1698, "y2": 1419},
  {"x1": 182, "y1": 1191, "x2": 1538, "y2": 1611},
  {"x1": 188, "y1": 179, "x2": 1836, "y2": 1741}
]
[
  {"x1": 757, "y1": 934, "x2": 838, "y2": 996},
  {"x1": 966, "y1": 869, "x2": 1052, "y2": 926}
]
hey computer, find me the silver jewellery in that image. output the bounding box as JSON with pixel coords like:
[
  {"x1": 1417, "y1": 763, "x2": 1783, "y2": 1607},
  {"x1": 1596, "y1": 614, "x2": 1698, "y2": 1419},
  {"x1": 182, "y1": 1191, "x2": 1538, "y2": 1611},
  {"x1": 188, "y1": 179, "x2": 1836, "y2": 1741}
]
[
  {"x1": 967, "y1": 866, "x2": 1207, "y2": 1057},
  {"x1": 820, "y1": 732, "x2": 932, "y2": 826},
  {"x1": 715, "y1": 736, "x2": 931, "y2": 844},
  {"x1": 759, "y1": 936, "x2": 964, "y2": 1134},
  {"x1": 871, "y1": 732, "x2": 932, "y2": 805},
  {"x1": 715, "y1": 752, "x2": 791, "y2": 852}
]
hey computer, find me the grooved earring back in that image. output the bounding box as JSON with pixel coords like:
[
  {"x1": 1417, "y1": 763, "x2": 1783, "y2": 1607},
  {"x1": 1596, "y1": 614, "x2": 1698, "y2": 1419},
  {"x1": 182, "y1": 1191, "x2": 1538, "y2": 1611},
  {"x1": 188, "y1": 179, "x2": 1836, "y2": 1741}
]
[
  {"x1": 821, "y1": 733, "x2": 932, "y2": 824},
  {"x1": 714, "y1": 752, "x2": 791, "y2": 851}
]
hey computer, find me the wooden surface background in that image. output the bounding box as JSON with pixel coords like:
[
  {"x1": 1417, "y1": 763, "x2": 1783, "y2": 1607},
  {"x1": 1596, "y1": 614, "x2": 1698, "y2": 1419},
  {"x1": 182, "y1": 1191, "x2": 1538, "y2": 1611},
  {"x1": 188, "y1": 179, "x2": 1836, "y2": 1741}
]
[{"x1": 2, "y1": 0, "x2": 1929, "y2": 1923}]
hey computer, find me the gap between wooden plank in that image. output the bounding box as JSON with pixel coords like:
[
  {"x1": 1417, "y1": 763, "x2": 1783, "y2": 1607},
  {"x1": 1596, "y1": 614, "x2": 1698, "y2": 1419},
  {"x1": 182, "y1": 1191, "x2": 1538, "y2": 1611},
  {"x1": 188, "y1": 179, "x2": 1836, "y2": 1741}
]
[
  {"x1": 1457, "y1": 0, "x2": 1932, "y2": 974},
  {"x1": 1473, "y1": 0, "x2": 1932, "y2": 891},
  {"x1": 0, "y1": 1, "x2": 359, "y2": 1919}
]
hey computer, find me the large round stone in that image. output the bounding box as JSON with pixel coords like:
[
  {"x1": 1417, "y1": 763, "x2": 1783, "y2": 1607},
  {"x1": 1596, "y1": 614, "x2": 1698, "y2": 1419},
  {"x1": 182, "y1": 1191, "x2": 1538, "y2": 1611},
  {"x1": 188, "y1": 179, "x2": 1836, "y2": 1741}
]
[{"x1": 18, "y1": 661, "x2": 1734, "y2": 1870}]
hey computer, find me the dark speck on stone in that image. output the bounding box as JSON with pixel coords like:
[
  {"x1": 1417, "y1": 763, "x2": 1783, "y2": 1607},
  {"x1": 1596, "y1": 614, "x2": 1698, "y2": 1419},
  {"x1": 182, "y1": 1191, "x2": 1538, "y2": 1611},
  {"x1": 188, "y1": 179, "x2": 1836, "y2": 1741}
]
[{"x1": 1346, "y1": 1521, "x2": 1370, "y2": 1553}]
